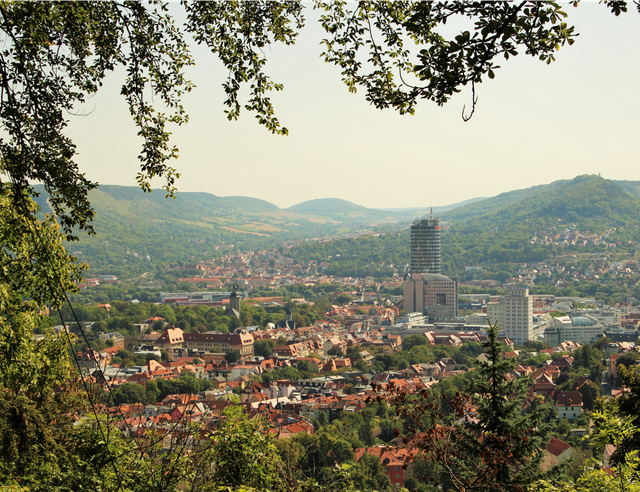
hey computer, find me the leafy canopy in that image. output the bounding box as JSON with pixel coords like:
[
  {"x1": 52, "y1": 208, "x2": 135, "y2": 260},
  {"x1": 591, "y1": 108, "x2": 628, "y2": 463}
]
[{"x1": 0, "y1": 1, "x2": 602, "y2": 241}]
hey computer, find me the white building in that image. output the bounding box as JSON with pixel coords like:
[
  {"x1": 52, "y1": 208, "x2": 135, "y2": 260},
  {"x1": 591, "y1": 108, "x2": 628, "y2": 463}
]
[
  {"x1": 504, "y1": 285, "x2": 533, "y2": 345},
  {"x1": 544, "y1": 315, "x2": 604, "y2": 346},
  {"x1": 487, "y1": 301, "x2": 505, "y2": 329},
  {"x1": 467, "y1": 312, "x2": 489, "y2": 325},
  {"x1": 396, "y1": 312, "x2": 428, "y2": 326},
  {"x1": 570, "y1": 307, "x2": 621, "y2": 327}
]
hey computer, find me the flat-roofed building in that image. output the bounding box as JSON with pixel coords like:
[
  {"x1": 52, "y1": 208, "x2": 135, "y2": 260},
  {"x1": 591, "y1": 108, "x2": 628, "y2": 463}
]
[
  {"x1": 156, "y1": 328, "x2": 254, "y2": 359},
  {"x1": 403, "y1": 273, "x2": 458, "y2": 323},
  {"x1": 504, "y1": 285, "x2": 533, "y2": 345}
]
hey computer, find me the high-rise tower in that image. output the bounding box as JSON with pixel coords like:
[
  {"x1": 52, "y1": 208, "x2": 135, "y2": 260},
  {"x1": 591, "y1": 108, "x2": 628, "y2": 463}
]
[
  {"x1": 404, "y1": 211, "x2": 456, "y2": 322},
  {"x1": 410, "y1": 214, "x2": 441, "y2": 274},
  {"x1": 504, "y1": 285, "x2": 533, "y2": 345}
]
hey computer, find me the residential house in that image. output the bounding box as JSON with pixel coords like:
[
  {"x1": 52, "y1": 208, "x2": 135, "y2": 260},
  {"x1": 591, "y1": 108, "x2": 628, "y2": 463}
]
[
  {"x1": 542, "y1": 437, "x2": 574, "y2": 471},
  {"x1": 556, "y1": 391, "x2": 583, "y2": 420}
]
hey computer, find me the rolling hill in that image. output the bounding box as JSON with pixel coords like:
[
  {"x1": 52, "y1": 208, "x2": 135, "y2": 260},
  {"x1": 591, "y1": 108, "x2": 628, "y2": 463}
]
[
  {"x1": 284, "y1": 197, "x2": 404, "y2": 221},
  {"x1": 31, "y1": 175, "x2": 640, "y2": 277},
  {"x1": 32, "y1": 185, "x2": 415, "y2": 273},
  {"x1": 286, "y1": 175, "x2": 640, "y2": 278}
]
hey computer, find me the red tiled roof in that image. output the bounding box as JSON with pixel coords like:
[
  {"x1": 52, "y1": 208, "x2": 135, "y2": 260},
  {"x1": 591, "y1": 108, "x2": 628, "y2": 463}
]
[
  {"x1": 556, "y1": 391, "x2": 583, "y2": 406},
  {"x1": 547, "y1": 437, "x2": 571, "y2": 457}
]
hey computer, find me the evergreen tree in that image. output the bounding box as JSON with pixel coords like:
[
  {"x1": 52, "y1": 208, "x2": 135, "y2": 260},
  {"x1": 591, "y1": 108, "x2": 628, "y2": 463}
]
[
  {"x1": 609, "y1": 363, "x2": 640, "y2": 464},
  {"x1": 578, "y1": 381, "x2": 601, "y2": 412},
  {"x1": 445, "y1": 322, "x2": 557, "y2": 491},
  {"x1": 384, "y1": 322, "x2": 561, "y2": 492}
]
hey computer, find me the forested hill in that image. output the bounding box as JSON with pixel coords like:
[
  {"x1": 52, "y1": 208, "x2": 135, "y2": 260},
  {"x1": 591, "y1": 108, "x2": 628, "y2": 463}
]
[
  {"x1": 31, "y1": 176, "x2": 640, "y2": 277},
  {"x1": 469, "y1": 175, "x2": 640, "y2": 231},
  {"x1": 31, "y1": 185, "x2": 417, "y2": 274},
  {"x1": 35, "y1": 185, "x2": 280, "y2": 218},
  {"x1": 441, "y1": 180, "x2": 564, "y2": 220},
  {"x1": 442, "y1": 176, "x2": 640, "y2": 222},
  {"x1": 285, "y1": 198, "x2": 380, "y2": 218},
  {"x1": 287, "y1": 175, "x2": 640, "y2": 278}
]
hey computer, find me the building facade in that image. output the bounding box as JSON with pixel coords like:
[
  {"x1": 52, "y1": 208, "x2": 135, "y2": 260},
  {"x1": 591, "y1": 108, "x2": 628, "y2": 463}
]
[
  {"x1": 155, "y1": 328, "x2": 254, "y2": 359},
  {"x1": 404, "y1": 214, "x2": 457, "y2": 322},
  {"x1": 486, "y1": 301, "x2": 505, "y2": 329},
  {"x1": 543, "y1": 315, "x2": 604, "y2": 346},
  {"x1": 504, "y1": 285, "x2": 534, "y2": 345},
  {"x1": 159, "y1": 291, "x2": 245, "y2": 306},
  {"x1": 403, "y1": 273, "x2": 458, "y2": 323},
  {"x1": 410, "y1": 217, "x2": 441, "y2": 274}
]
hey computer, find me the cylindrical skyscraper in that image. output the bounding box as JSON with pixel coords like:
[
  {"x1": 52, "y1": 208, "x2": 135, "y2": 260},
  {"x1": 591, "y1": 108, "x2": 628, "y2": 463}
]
[{"x1": 410, "y1": 217, "x2": 441, "y2": 274}]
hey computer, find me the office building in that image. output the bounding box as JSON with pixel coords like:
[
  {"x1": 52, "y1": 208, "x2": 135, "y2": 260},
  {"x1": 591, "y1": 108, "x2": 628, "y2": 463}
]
[
  {"x1": 160, "y1": 291, "x2": 243, "y2": 306},
  {"x1": 404, "y1": 213, "x2": 456, "y2": 322},
  {"x1": 410, "y1": 217, "x2": 441, "y2": 274},
  {"x1": 544, "y1": 315, "x2": 604, "y2": 346},
  {"x1": 504, "y1": 285, "x2": 533, "y2": 345},
  {"x1": 487, "y1": 301, "x2": 505, "y2": 329},
  {"x1": 403, "y1": 273, "x2": 458, "y2": 323}
]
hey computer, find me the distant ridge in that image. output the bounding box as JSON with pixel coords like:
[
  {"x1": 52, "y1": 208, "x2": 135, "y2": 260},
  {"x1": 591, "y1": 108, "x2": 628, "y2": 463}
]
[
  {"x1": 31, "y1": 185, "x2": 412, "y2": 269},
  {"x1": 33, "y1": 184, "x2": 280, "y2": 218},
  {"x1": 285, "y1": 198, "x2": 370, "y2": 215},
  {"x1": 442, "y1": 176, "x2": 640, "y2": 223},
  {"x1": 29, "y1": 176, "x2": 640, "y2": 272},
  {"x1": 377, "y1": 196, "x2": 487, "y2": 213},
  {"x1": 456, "y1": 175, "x2": 640, "y2": 227},
  {"x1": 287, "y1": 174, "x2": 640, "y2": 278},
  {"x1": 441, "y1": 180, "x2": 565, "y2": 220}
]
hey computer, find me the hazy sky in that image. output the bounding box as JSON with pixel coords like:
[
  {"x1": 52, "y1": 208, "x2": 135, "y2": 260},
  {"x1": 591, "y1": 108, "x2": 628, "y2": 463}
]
[{"x1": 66, "y1": 2, "x2": 640, "y2": 210}]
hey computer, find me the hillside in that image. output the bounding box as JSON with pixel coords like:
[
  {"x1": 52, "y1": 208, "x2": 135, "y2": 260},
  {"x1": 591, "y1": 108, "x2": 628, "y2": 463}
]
[
  {"x1": 31, "y1": 176, "x2": 640, "y2": 278},
  {"x1": 441, "y1": 180, "x2": 564, "y2": 220},
  {"x1": 613, "y1": 180, "x2": 640, "y2": 198},
  {"x1": 285, "y1": 198, "x2": 368, "y2": 215},
  {"x1": 284, "y1": 197, "x2": 401, "y2": 221},
  {"x1": 36, "y1": 185, "x2": 280, "y2": 218},
  {"x1": 33, "y1": 185, "x2": 414, "y2": 274},
  {"x1": 287, "y1": 175, "x2": 640, "y2": 278},
  {"x1": 468, "y1": 175, "x2": 640, "y2": 231},
  {"x1": 443, "y1": 175, "x2": 640, "y2": 269}
]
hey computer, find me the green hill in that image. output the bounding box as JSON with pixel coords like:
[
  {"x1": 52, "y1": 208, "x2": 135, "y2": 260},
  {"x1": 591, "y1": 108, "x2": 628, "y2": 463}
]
[
  {"x1": 286, "y1": 198, "x2": 367, "y2": 214},
  {"x1": 443, "y1": 174, "x2": 640, "y2": 270},
  {"x1": 37, "y1": 185, "x2": 280, "y2": 218},
  {"x1": 441, "y1": 181, "x2": 564, "y2": 220},
  {"x1": 612, "y1": 180, "x2": 640, "y2": 198},
  {"x1": 31, "y1": 176, "x2": 640, "y2": 278},
  {"x1": 32, "y1": 185, "x2": 409, "y2": 274},
  {"x1": 284, "y1": 197, "x2": 399, "y2": 221},
  {"x1": 467, "y1": 175, "x2": 640, "y2": 230},
  {"x1": 287, "y1": 175, "x2": 640, "y2": 278}
]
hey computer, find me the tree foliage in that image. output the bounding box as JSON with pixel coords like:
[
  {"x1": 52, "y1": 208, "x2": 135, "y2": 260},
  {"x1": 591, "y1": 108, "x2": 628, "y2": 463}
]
[
  {"x1": 198, "y1": 404, "x2": 290, "y2": 492},
  {"x1": 381, "y1": 322, "x2": 559, "y2": 492},
  {"x1": 0, "y1": 2, "x2": 637, "y2": 490},
  {"x1": 538, "y1": 401, "x2": 640, "y2": 492}
]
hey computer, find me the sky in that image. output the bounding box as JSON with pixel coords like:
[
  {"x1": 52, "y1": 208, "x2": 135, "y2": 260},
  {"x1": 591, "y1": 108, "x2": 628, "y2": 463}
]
[{"x1": 66, "y1": 2, "x2": 640, "y2": 210}]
